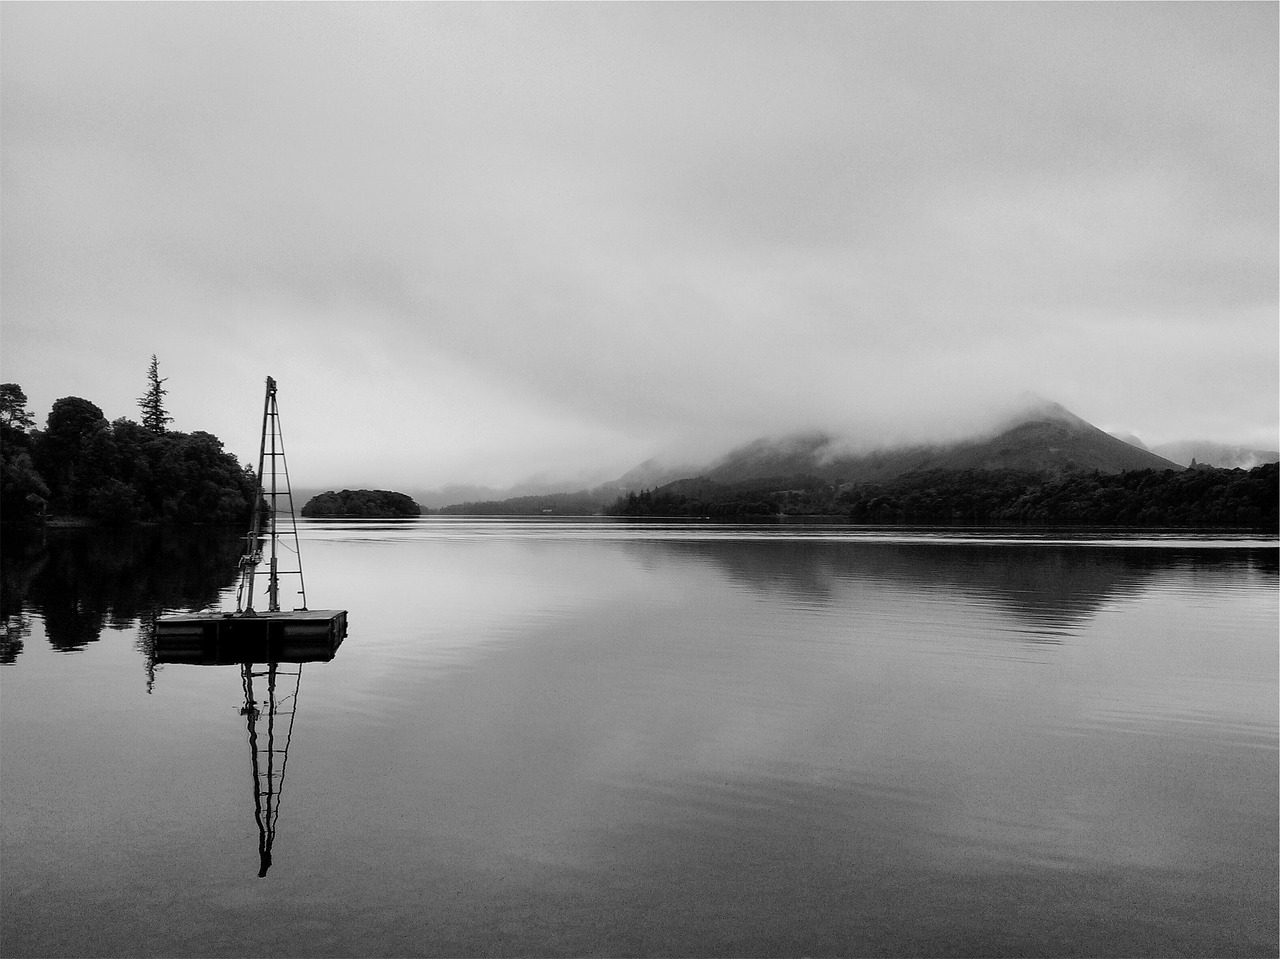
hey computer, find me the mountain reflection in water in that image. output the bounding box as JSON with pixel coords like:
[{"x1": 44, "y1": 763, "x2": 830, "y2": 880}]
[{"x1": 624, "y1": 537, "x2": 1278, "y2": 637}]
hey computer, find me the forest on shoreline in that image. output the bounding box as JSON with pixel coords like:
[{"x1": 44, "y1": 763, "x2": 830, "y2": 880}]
[
  {"x1": 1, "y1": 379, "x2": 256, "y2": 526},
  {"x1": 607, "y1": 463, "x2": 1279, "y2": 529}
]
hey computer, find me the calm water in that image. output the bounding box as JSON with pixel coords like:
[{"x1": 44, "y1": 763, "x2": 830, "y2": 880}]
[{"x1": 2, "y1": 519, "x2": 1276, "y2": 958}]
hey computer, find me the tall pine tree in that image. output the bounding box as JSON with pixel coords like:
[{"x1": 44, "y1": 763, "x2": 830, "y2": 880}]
[{"x1": 138, "y1": 354, "x2": 173, "y2": 434}]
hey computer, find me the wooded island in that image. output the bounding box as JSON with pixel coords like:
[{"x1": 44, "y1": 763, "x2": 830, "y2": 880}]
[{"x1": 300, "y1": 489, "x2": 420, "y2": 518}]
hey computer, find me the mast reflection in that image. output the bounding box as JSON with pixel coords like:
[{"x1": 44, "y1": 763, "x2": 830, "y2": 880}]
[{"x1": 154, "y1": 625, "x2": 345, "y2": 877}]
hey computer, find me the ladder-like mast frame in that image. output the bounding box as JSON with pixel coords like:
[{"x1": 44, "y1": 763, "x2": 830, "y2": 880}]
[{"x1": 237, "y1": 376, "x2": 308, "y2": 614}]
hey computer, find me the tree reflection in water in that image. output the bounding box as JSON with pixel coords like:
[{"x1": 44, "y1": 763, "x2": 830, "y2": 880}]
[{"x1": 0, "y1": 525, "x2": 243, "y2": 658}]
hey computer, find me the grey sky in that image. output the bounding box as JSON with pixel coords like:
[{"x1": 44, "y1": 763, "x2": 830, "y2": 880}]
[{"x1": 2, "y1": 3, "x2": 1276, "y2": 489}]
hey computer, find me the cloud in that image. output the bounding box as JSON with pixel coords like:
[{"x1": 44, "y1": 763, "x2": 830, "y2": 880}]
[{"x1": 2, "y1": 3, "x2": 1275, "y2": 488}]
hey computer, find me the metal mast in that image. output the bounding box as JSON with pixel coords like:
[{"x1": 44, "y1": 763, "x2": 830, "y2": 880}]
[
  {"x1": 236, "y1": 376, "x2": 308, "y2": 614},
  {"x1": 241, "y1": 660, "x2": 302, "y2": 877}
]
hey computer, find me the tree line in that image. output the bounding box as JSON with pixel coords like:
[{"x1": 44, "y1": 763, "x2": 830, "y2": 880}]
[
  {"x1": 608, "y1": 464, "x2": 1279, "y2": 529},
  {"x1": 1, "y1": 363, "x2": 257, "y2": 525}
]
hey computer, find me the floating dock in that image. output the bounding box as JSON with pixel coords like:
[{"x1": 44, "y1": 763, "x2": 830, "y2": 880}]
[{"x1": 154, "y1": 609, "x2": 347, "y2": 665}]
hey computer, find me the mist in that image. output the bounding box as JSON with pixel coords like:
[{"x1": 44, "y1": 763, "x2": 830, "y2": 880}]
[{"x1": 2, "y1": 3, "x2": 1275, "y2": 492}]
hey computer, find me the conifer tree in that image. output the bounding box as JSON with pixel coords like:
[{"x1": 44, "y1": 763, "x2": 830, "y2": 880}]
[
  {"x1": 0, "y1": 383, "x2": 35, "y2": 431},
  {"x1": 138, "y1": 354, "x2": 173, "y2": 434}
]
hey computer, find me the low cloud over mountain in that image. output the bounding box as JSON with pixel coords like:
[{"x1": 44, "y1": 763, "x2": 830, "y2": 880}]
[
  {"x1": 663, "y1": 400, "x2": 1181, "y2": 489},
  {"x1": 428, "y1": 399, "x2": 1193, "y2": 511}
]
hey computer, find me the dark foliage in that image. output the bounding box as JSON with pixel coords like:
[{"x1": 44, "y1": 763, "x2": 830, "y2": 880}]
[
  {"x1": 1, "y1": 387, "x2": 56, "y2": 522},
  {"x1": 301, "y1": 489, "x2": 420, "y2": 517},
  {"x1": 0, "y1": 421, "x2": 49, "y2": 524},
  {"x1": 1, "y1": 386, "x2": 256, "y2": 525},
  {"x1": 840, "y1": 466, "x2": 1278, "y2": 527},
  {"x1": 607, "y1": 464, "x2": 1279, "y2": 529}
]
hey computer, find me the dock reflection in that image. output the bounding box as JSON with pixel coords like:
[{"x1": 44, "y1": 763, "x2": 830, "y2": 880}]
[{"x1": 154, "y1": 629, "x2": 345, "y2": 877}]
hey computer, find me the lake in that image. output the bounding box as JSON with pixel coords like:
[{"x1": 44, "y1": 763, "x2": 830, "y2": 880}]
[{"x1": 2, "y1": 519, "x2": 1276, "y2": 957}]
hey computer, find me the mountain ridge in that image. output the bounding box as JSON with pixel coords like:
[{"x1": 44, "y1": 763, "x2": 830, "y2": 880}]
[
  {"x1": 413, "y1": 401, "x2": 1264, "y2": 512},
  {"x1": 690, "y1": 401, "x2": 1180, "y2": 488}
]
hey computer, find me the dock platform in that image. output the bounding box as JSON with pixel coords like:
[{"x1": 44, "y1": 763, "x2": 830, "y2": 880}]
[{"x1": 155, "y1": 609, "x2": 348, "y2": 665}]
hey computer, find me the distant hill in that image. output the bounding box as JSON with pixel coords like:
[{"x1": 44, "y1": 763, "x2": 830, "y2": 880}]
[
  {"x1": 614, "y1": 457, "x2": 703, "y2": 490},
  {"x1": 437, "y1": 488, "x2": 615, "y2": 516},
  {"x1": 409, "y1": 477, "x2": 620, "y2": 510},
  {"x1": 695, "y1": 402, "x2": 1180, "y2": 487},
  {"x1": 1149, "y1": 441, "x2": 1279, "y2": 470}
]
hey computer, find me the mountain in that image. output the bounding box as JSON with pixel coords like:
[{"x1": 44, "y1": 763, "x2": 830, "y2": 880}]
[
  {"x1": 692, "y1": 402, "x2": 1180, "y2": 488},
  {"x1": 1149, "y1": 441, "x2": 1279, "y2": 470},
  {"x1": 430, "y1": 400, "x2": 1186, "y2": 513}
]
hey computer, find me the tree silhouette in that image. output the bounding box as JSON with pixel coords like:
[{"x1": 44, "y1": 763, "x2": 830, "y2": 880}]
[
  {"x1": 138, "y1": 355, "x2": 173, "y2": 434},
  {"x1": 0, "y1": 385, "x2": 48, "y2": 521},
  {"x1": 0, "y1": 384, "x2": 35, "y2": 431}
]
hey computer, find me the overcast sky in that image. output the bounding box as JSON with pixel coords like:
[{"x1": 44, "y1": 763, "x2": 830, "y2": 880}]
[{"x1": 2, "y1": 3, "x2": 1276, "y2": 490}]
